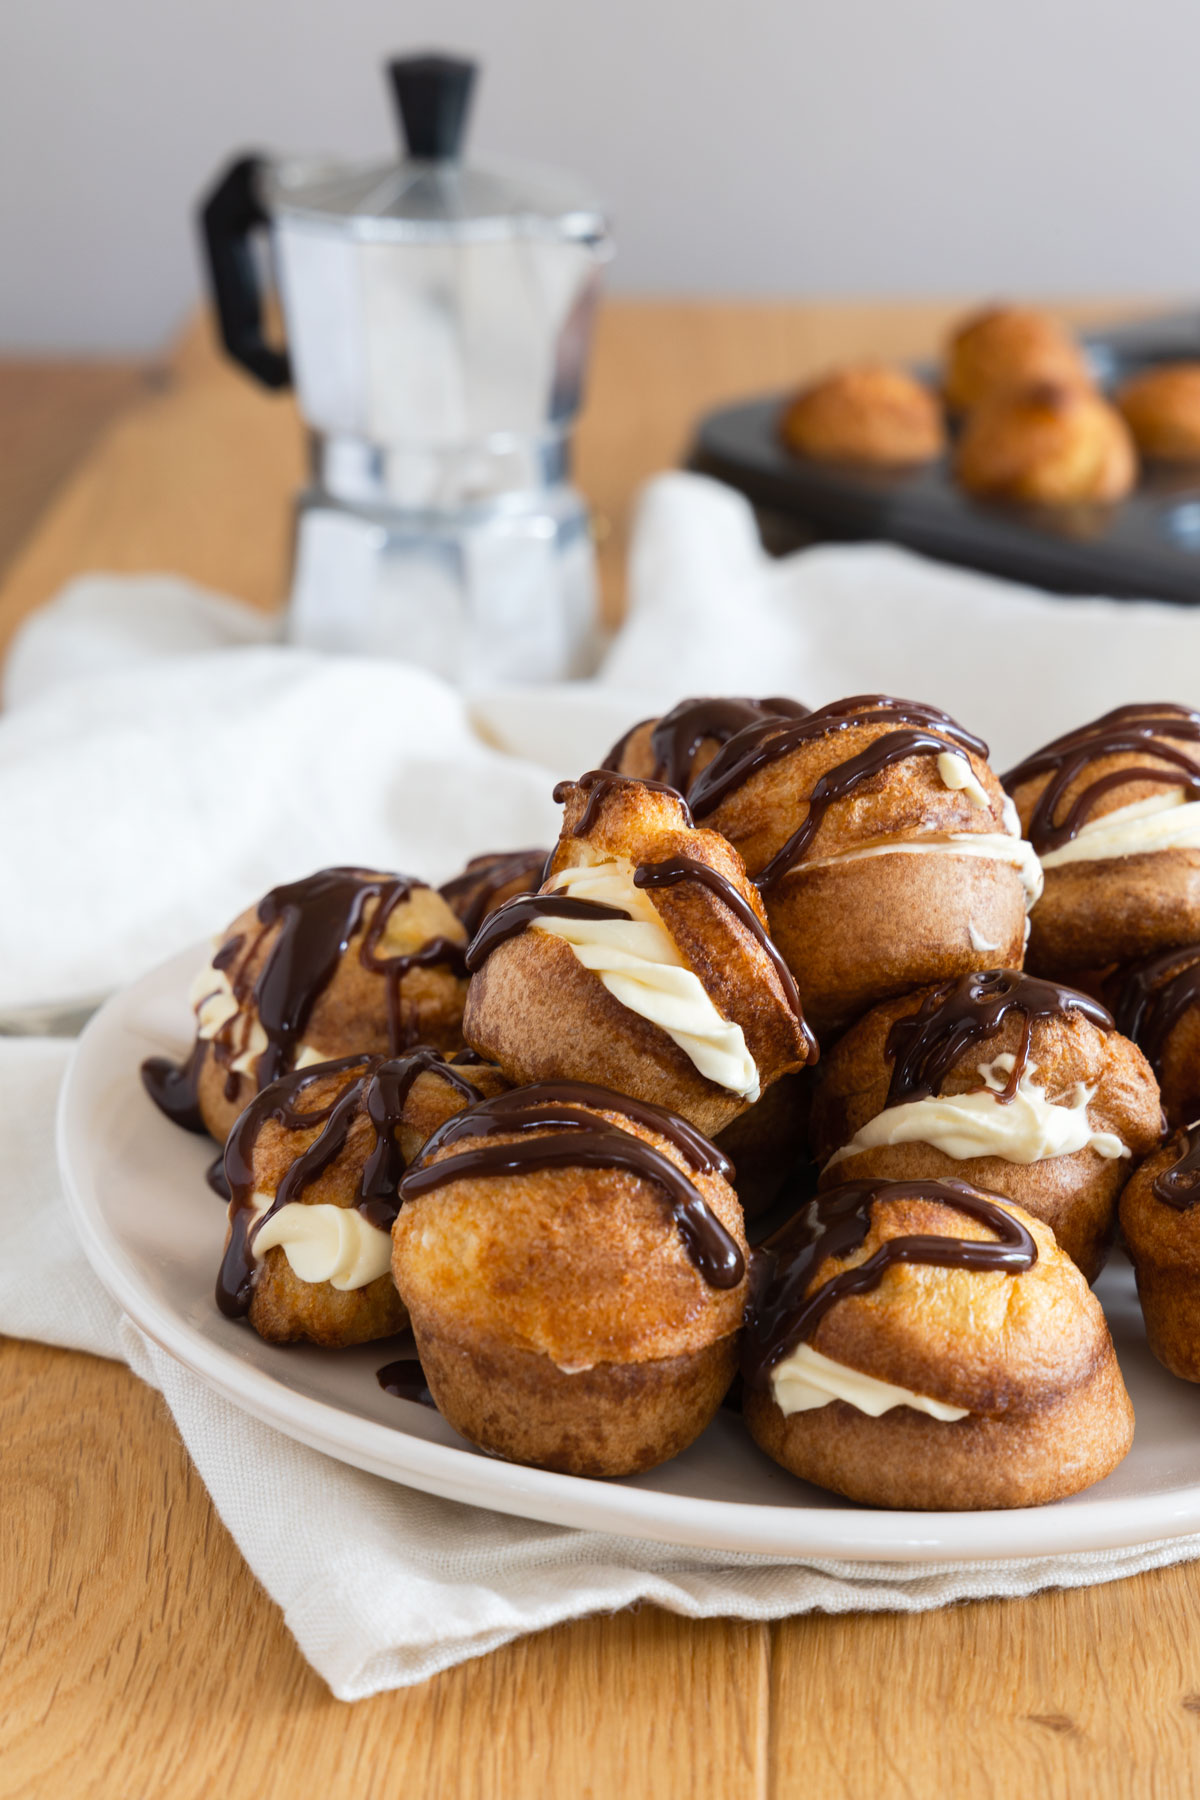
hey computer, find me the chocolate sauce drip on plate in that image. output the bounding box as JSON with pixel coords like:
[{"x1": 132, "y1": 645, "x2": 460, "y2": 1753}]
[
  {"x1": 399, "y1": 1080, "x2": 744, "y2": 1288},
  {"x1": 633, "y1": 854, "x2": 817, "y2": 1056},
  {"x1": 687, "y1": 694, "x2": 987, "y2": 820},
  {"x1": 216, "y1": 1048, "x2": 483, "y2": 1320},
  {"x1": 1001, "y1": 703, "x2": 1200, "y2": 855},
  {"x1": 554, "y1": 769, "x2": 694, "y2": 835},
  {"x1": 464, "y1": 891, "x2": 633, "y2": 972},
  {"x1": 206, "y1": 1153, "x2": 232, "y2": 1201},
  {"x1": 884, "y1": 969, "x2": 1114, "y2": 1106},
  {"x1": 439, "y1": 850, "x2": 549, "y2": 939},
  {"x1": 742, "y1": 1177, "x2": 1038, "y2": 1387},
  {"x1": 1153, "y1": 1122, "x2": 1200, "y2": 1209},
  {"x1": 141, "y1": 1040, "x2": 208, "y2": 1134},
  {"x1": 1110, "y1": 945, "x2": 1200, "y2": 1078},
  {"x1": 376, "y1": 1357, "x2": 437, "y2": 1408}
]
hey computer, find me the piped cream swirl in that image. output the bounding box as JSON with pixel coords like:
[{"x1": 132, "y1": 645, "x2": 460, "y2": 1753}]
[
  {"x1": 247, "y1": 1191, "x2": 393, "y2": 1290},
  {"x1": 533, "y1": 859, "x2": 760, "y2": 1098},
  {"x1": 1039, "y1": 790, "x2": 1200, "y2": 869}
]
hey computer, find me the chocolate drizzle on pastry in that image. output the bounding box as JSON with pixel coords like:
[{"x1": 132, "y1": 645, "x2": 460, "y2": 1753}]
[
  {"x1": 1110, "y1": 945, "x2": 1200, "y2": 1078},
  {"x1": 1152, "y1": 1123, "x2": 1200, "y2": 1210},
  {"x1": 398, "y1": 1080, "x2": 745, "y2": 1289},
  {"x1": 216, "y1": 1048, "x2": 484, "y2": 1319},
  {"x1": 687, "y1": 695, "x2": 987, "y2": 821},
  {"x1": 439, "y1": 850, "x2": 549, "y2": 939},
  {"x1": 1001, "y1": 703, "x2": 1200, "y2": 854},
  {"x1": 464, "y1": 892, "x2": 633, "y2": 972},
  {"x1": 603, "y1": 697, "x2": 811, "y2": 796},
  {"x1": 743, "y1": 1177, "x2": 1039, "y2": 1386},
  {"x1": 142, "y1": 868, "x2": 469, "y2": 1126},
  {"x1": 556, "y1": 769, "x2": 695, "y2": 835},
  {"x1": 884, "y1": 969, "x2": 1114, "y2": 1107}
]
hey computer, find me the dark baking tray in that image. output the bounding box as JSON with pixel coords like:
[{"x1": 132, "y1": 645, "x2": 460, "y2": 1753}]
[{"x1": 689, "y1": 310, "x2": 1200, "y2": 603}]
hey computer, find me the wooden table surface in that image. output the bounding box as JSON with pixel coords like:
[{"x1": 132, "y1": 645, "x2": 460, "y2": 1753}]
[{"x1": 4, "y1": 300, "x2": 1200, "y2": 1800}]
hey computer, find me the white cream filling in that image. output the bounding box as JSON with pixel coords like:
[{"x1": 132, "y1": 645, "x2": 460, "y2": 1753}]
[
  {"x1": 968, "y1": 921, "x2": 1002, "y2": 952},
  {"x1": 796, "y1": 831, "x2": 1044, "y2": 911},
  {"x1": 189, "y1": 956, "x2": 329, "y2": 1076},
  {"x1": 770, "y1": 1342, "x2": 969, "y2": 1421},
  {"x1": 825, "y1": 1052, "x2": 1130, "y2": 1169},
  {"x1": 937, "y1": 751, "x2": 989, "y2": 809},
  {"x1": 1039, "y1": 789, "x2": 1200, "y2": 869},
  {"x1": 251, "y1": 1197, "x2": 392, "y2": 1290},
  {"x1": 533, "y1": 859, "x2": 760, "y2": 1099}
]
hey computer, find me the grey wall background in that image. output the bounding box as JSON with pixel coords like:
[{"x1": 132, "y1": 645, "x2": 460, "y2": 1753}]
[{"x1": 2, "y1": 0, "x2": 1197, "y2": 353}]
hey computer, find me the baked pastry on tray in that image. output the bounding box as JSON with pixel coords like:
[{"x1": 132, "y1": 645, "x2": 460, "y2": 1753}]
[
  {"x1": 216, "y1": 1046, "x2": 507, "y2": 1346},
  {"x1": 943, "y1": 305, "x2": 1094, "y2": 413},
  {"x1": 462, "y1": 770, "x2": 815, "y2": 1136},
  {"x1": 809, "y1": 969, "x2": 1162, "y2": 1281},
  {"x1": 1117, "y1": 364, "x2": 1200, "y2": 463},
  {"x1": 1120, "y1": 1123, "x2": 1200, "y2": 1382},
  {"x1": 779, "y1": 363, "x2": 945, "y2": 467},
  {"x1": 392, "y1": 1081, "x2": 749, "y2": 1475},
  {"x1": 142, "y1": 867, "x2": 469, "y2": 1144},
  {"x1": 955, "y1": 381, "x2": 1137, "y2": 507},
  {"x1": 1003, "y1": 703, "x2": 1200, "y2": 975},
  {"x1": 684, "y1": 693, "x2": 1042, "y2": 1038},
  {"x1": 742, "y1": 1176, "x2": 1134, "y2": 1509}
]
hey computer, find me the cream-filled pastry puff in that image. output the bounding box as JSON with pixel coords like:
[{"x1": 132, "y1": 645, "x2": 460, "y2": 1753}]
[
  {"x1": 1004, "y1": 704, "x2": 1200, "y2": 974},
  {"x1": 779, "y1": 363, "x2": 945, "y2": 466},
  {"x1": 1120, "y1": 1124, "x2": 1200, "y2": 1381},
  {"x1": 809, "y1": 970, "x2": 1161, "y2": 1281},
  {"x1": 216, "y1": 1047, "x2": 508, "y2": 1346},
  {"x1": 1109, "y1": 946, "x2": 1200, "y2": 1129},
  {"x1": 463, "y1": 771, "x2": 815, "y2": 1136},
  {"x1": 955, "y1": 382, "x2": 1136, "y2": 507},
  {"x1": 943, "y1": 306, "x2": 1094, "y2": 413},
  {"x1": 143, "y1": 867, "x2": 470, "y2": 1145},
  {"x1": 438, "y1": 849, "x2": 548, "y2": 938},
  {"x1": 602, "y1": 695, "x2": 810, "y2": 799},
  {"x1": 686, "y1": 694, "x2": 1042, "y2": 1038},
  {"x1": 742, "y1": 1176, "x2": 1134, "y2": 1508},
  {"x1": 391, "y1": 1081, "x2": 749, "y2": 1475}
]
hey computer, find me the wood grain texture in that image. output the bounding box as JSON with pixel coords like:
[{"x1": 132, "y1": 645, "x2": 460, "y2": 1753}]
[{"x1": 3, "y1": 299, "x2": 1198, "y2": 1799}]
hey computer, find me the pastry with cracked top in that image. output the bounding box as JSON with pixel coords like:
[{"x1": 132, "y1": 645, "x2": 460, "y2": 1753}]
[
  {"x1": 779, "y1": 363, "x2": 945, "y2": 466},
  {"x1": 215, "y1": 1047, "x2": 508, "y2": 1347},
  {"x1": 742, "y1": 1175, "x2": 1134, "y2": 1509},
  {"x1": 391, "y1": 1081, "x2": 750, "y2": 1475},
  {"x1": 943, "y1": 305, "x2": 1094, "y2": 413},
  {"x1": 142, "y1": 867, "x2": 470, "y2": 1145},
  {"x1": 462, "y1": 771, "x2": 815, "y2": 1137},
  {"x1": 684, "y1": 693, "x2": 1041, "y2": 1039},
  {"x1": 1004, "y1": 704, "x2": 1200, "y2": 975},
  {"x1": 808, "y1": 969, "x2": 1162, "y2": 1281}
]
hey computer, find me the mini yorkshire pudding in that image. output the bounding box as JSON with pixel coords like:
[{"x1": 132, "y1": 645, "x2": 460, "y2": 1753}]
[
  {"x1": 1004, "y1": 703, "x2": 1200, "y2": 974},
  {"x1": 142, "y1": 868, "x2": 470, "y2": 1145},
  {"x1": 438, "y1": 848, "x2": 548, "y2": 939},
  {"x1": 742, "y1": 1177, "x2": 1133, "y2": 1509},
  {"x1": 462, "y1": 771, "x2": 815, "y2": 1137},
  {"x1": 215, "y1": 1047, "x2": 508, "y2": 1347},
  {"x1": 1120, "y1": 1124, "x2": 1200, "y2": 1381},
  {"x1": 955, "y1": 381, "x2": 1137, "y2": 506},
  {"x1": 779, "y1": 363, "x2": 945, "y2": 466},
  {"x1": 602, "y1": 695, "x2": 810, "y2": 799},
  {"x1": 686, "y1": 694, "x2": 1041, "y2": 1039},
  {"x1": 1117, "y1": 363, "x2": 1200, "y2": 463},
  {"x1": 809, "y1": 970, "x2": 1162, "y2": 1281},
  {"x1": 1109, "y1": 945, "x2": 1200, "y2": 1129},
  {"x1": 943, "y1": 306, "x2": 1094, "y2": 413},
  {"x1": 391, "y1": 1081, "x2": 750, "y2": 1476}
]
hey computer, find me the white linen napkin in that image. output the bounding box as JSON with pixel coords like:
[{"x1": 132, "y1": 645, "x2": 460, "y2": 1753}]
[{"x1": 7, "y1": 472, "x2": 1200, "y2": 1699}]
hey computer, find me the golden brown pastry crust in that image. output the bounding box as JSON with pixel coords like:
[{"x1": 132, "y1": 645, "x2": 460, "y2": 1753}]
[
  {"x1": 695, "y1": 708, "x2": 1027, "y2": 1039},
  {"x1": 197, "y1": 879, "x2": 469, "y2": 1141},
  {"x1": 391, "y1": 1093, "x2": 749, "y2": 1475},
  {"x1": 230, "y1": 1055, "x2": 508, "y2": 1348},
  {"x1": 779, "y1": 363, "x2": 945, "y2": 466},
  {"x1": 955, "y1": 381, "x2": 1137, "y2": 506},
  {"x1": 1120, "y1": 1135, "x2": 1200, "y2": 1382},
  {"x1": 1117, "y1": 364, "x2": 1200, "y2": 463},
  {"x1": 743, "y1": 1190, "x2": 1133, "y2": 1508},
  {"x1": 463, "y1": 776, "x2": 814, "y2": 1136},
  {"x1": 944, "y1": 306, "x2": 1093, "y2": 413},
  {"x1": 1108, "y1": 948, "x2": 1200, "y2": 1131},
  {"x1": 809, "y1": 988, "x2": 1161, "y2": 1280}
]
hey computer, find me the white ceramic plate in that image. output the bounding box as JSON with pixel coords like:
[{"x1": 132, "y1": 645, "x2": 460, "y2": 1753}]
[{"x1": 58, "y1": 945, "x2": 1200, "y2": 1562}]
